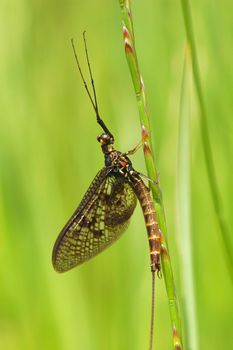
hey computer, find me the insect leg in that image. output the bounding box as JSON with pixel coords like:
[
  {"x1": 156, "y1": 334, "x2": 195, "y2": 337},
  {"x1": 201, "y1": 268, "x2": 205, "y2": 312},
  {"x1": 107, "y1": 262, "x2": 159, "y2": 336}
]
[
  {"x1": 136, "y1": 172, "x2": 158, "y2": 186},
  {"x1": 124, "y1": 139, "x2": 143, "y2": 156},
  {"x1": 123, "y1": 128, "x2": 151, "y2": 156}
]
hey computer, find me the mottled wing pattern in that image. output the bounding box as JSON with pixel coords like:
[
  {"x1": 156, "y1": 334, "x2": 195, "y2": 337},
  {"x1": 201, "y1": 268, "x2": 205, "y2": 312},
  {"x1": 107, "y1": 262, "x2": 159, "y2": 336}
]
[{"x1": 52, "y1": 169, "x2": 137, "y2": 272}]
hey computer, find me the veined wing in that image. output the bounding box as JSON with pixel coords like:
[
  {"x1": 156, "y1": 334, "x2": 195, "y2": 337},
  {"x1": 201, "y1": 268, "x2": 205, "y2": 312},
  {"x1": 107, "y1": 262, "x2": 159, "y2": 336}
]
[{"x1": 52, "y1": 169, "x2": 137, "y2": 272}]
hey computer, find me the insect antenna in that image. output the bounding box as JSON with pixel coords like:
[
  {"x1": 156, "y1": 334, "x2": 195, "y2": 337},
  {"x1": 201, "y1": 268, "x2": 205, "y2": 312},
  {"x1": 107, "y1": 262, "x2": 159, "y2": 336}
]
[
  {"x1": 71, "y1": 38, "x2": 96, "y2": 112},
  {"x1": 71, "y1": 35, "x2": 114, "y2": 140}
]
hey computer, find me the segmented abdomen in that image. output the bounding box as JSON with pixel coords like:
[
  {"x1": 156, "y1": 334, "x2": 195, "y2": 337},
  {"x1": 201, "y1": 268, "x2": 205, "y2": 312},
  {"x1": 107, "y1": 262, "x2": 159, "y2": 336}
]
[{"x1": 130, "y1": 175, "x2": 161, "y2": 272}]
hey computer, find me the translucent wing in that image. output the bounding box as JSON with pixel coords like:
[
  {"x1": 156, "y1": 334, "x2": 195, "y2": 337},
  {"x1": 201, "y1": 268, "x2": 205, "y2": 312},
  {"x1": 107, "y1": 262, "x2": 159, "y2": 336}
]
[{"x1": 52, "y1": 168, "x2": 137, "y2": 272}]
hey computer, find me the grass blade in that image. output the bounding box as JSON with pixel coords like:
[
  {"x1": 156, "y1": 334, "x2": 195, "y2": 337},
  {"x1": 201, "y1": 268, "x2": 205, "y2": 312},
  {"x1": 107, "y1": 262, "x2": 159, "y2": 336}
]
[
  {"x1": 177, "y1": 44, "x2": 199, "y2": 350},
  {"x1": 180, "y1": 0, "x2": 233, "y2": 283}
]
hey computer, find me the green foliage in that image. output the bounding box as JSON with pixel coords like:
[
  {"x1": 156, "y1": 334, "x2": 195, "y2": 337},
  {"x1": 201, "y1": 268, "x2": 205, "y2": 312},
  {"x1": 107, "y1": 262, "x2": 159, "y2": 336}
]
[{"x1": 0, "y1": 1, "x2": 232, "y2": 349}]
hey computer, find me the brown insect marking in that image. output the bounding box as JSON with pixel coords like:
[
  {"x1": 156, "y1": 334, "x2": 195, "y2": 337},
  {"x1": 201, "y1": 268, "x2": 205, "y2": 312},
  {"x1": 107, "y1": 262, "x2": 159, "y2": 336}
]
[
  {"x1": 93, "y1": 229, "x2": 104, "y2": 238},
  {"x1": 150, "y1": 250, "x2": 160, "y2": 255},
  {"x1": 101, "y1": 192, "x2": 111, "y2": 203},
  {"x1": 141, "y1": 198, "x2": 150, "y2": 206},
  {"x1": 146, "y1": 220, "x2": 157, "y2": 227},
  {"x1": 119, "y1": 158, "x2": 128, "y2": 167},
  {"x1": 143, "y1": 207, "x2": 156, "y2": 215},
  {"x1": 148, "y1": 214, "x2": 157, "y2": 223},
  {"x1": 148, "y1": 235, "x2": 157, "y2": 240},
  {"x1": 80, "y1": 216, "x2": 90, "y2": 227}
]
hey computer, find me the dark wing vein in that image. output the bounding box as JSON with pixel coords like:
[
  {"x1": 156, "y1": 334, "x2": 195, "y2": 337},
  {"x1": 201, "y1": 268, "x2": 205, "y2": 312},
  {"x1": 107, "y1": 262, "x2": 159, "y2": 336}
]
[{"x1": 52, "y1": 169, "x2": 137, "y2": 272}]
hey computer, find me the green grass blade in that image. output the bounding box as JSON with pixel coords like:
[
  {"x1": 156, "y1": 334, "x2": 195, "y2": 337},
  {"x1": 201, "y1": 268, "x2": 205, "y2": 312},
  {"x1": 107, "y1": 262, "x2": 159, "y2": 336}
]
[
  {"x1": 177, "y1": 44, "x2": 199, "y2": 350},
  {"x1": 180, "y1": 0, "x2": 233, "y2": 283}
]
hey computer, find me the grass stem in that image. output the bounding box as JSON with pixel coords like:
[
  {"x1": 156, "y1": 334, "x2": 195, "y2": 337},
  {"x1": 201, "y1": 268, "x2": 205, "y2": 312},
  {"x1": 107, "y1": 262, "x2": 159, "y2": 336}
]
[{"x1": 118, "y1": 1, "x2": 183, "y2": 348}]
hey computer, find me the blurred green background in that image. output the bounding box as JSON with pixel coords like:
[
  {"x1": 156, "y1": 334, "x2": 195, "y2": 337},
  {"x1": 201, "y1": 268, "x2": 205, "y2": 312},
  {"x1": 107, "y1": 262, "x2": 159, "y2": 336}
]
[{"x1": 1, "y1": 0, "x2": 233, "y2": 349}]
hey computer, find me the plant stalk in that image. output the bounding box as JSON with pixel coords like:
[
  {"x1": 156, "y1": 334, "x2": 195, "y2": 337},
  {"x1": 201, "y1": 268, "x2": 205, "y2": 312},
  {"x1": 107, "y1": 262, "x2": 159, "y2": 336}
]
[{"x1": 118, "y1": 1, "x2": 183, "y2": 349}]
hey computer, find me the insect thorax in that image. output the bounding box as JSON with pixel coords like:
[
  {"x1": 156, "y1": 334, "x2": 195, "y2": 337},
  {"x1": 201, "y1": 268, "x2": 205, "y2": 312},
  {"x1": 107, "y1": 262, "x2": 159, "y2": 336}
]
[{"x1": 104, "y1": 150, "x2": 134, "y2": 178}]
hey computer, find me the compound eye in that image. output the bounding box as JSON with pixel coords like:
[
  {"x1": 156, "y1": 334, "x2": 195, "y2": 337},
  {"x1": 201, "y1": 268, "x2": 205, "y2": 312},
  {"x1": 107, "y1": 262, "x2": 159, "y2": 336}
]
[{"x1": 97, "y1": 133, "x2": 109, "y2": 144}]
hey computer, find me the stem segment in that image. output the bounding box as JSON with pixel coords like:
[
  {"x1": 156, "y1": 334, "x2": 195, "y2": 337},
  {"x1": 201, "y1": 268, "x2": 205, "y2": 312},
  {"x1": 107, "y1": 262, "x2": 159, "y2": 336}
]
[{"x1": 118, "y1": 1, "x2": 183, "y2": 349}]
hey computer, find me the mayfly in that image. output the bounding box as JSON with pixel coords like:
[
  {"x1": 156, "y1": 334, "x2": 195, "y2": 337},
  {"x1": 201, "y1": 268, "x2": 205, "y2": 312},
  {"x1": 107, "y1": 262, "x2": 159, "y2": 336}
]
[{"x1": 52, "y1": 32, "x2": 162, "y2": 350}]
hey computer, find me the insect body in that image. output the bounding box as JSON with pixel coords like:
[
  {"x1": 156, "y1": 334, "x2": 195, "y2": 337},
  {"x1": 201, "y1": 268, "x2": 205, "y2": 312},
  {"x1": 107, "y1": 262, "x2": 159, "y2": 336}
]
[
  {"x1": 52, "y1": 132, "x2": 161, "y2": 273},
  {"x1": 52, "y1": 33, "x2": 161, "y2": 350}
]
